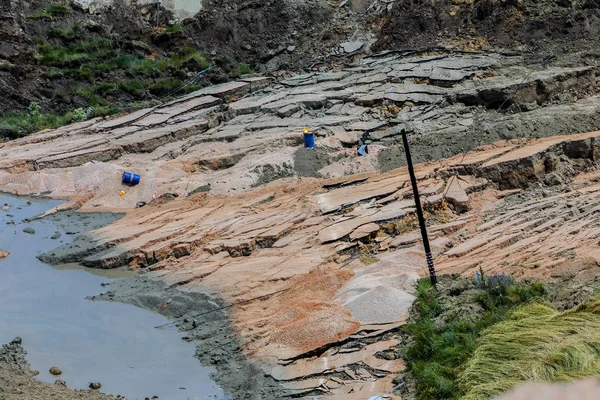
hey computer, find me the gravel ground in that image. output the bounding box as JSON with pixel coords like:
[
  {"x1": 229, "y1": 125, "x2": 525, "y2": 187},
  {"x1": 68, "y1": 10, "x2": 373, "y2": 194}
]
[{"x1": 0, "y1": 338, "x2": 116, "y2": 400}]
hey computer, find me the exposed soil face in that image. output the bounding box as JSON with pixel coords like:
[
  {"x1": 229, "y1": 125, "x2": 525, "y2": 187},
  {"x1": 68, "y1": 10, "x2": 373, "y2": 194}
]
[
  {"x1": 3, "y1": 1, "x2": 600, "y2": 397},
  {"x1": 373, "y1": 0, "x2": 600, "y2": 57},
  {"x1": 0, "y1": 0, "x2": 346, "y2": 138},
  {"x1": 3, "y1": 0, "x2": 598, "y2": 138},
  {"x1": 188, "y1": 0, "x2": 342, "y2": 71},
  {"x1": 0, "y1": 44, "x2": 599, "y2": 396}
]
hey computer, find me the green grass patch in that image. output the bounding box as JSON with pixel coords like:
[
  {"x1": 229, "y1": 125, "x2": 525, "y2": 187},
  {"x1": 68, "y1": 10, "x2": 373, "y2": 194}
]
[
  {"x1": 48, "y1": 24, "x2": 82, "y2": 40},
  {"x1": 168, "y1": 47, "x2": 211, "y2": 70},
  {"x1": 0, "y1": 100, "x2": 123, "y2": 138},
  {"x1": 27, "y1": 3, "x2": 72, "y2": 19},
  {"x1": 164, "y1": 25, "x2": 183, "y2": 33},
  {"x1": 72, "y1": 88, "x2": 108, "y2": 107},
  {"x1": 460, "y1": 299, "x2": 600, "y2": 399},
  {"x1": 39, "y1": 44, "x2": 89, "y2": 65},
  {"x1": 0, "y1": 105, "x2": 74, "y2": 137},
  {"x1": 26, "y1": 10, "x2": 53, "y2": 19},
  {"x1": 236, "y1": 64, "x2": 254, "y2": 76},
  {"x1": 146, "y1": 78, "x2": 185, "y2": 95},
  {"x1": 93, "y1": 80, "x2": 145, "y2": 97},
  {"x1": 44, "y1": 67, "x2": 64, "y2": 79},
  {"x1": 402, "y1": 274, "x2": 546, "y2": 400},
  {"x1": 48, "y1": 4, "x2": 72, "y2": 15}
]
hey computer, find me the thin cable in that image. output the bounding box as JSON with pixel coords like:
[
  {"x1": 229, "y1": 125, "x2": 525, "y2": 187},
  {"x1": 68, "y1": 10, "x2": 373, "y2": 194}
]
[{"x1": 160, "y1": 65, "x2": 215, "y2": 101}]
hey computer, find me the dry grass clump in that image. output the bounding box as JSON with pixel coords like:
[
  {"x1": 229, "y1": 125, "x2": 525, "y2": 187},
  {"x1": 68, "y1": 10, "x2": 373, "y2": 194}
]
[{"x1": 460, "y1": 299, "x2": 600, "y2": 399}]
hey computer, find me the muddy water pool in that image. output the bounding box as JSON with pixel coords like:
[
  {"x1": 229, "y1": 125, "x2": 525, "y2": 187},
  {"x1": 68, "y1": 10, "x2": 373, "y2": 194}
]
[{"x1": 0, "y1": 194, "x2": 228, "y2": 400}]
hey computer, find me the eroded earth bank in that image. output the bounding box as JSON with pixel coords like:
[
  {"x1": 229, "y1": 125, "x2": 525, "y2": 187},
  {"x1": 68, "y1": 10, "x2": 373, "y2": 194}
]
[
  {"x1": 1, "y1": 44, "x2": 600, "y2": 398},
  {"x1": 2, "y1": 0, "x2": 600, "y2": 397}
]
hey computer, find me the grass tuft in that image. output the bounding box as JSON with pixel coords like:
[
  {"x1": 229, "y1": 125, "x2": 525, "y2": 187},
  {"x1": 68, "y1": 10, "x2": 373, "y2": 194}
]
[
  {"x1": 402, "y1": 275, "x2": 546, "y2": 399},
  {"x1": 164, "y1": 25, "x2": 183, "y2": 33},
  {"x1": 27, "y1": 3, "x2": 72, "y2": 19},
  {"x1": 236, "y1": 64, "x2": 254, "y2": 76},
  {"x1": 460, "y1": 298, "x2": 600, "y2": 398}
]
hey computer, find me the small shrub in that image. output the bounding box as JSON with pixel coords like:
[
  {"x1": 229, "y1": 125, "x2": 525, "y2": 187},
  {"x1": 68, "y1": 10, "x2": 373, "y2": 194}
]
[
  {"x1": 236, "y1": 64, "x2": 254, "y2": 76},
  {"x1": 71, "y1": 108, "x2": 87, "y2": 122},
  {"x1": 28, "y1": 102, "x2": 41, "y2": 119}
]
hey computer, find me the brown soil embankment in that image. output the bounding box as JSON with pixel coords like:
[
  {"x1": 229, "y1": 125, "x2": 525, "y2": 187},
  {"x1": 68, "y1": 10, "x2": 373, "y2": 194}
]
[{"x1": 1, "y1": 50, "x2": 600, "y2": 398}]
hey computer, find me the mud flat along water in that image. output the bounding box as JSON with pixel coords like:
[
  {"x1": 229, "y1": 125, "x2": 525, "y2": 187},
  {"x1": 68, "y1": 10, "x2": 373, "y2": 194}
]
[{"x1": 0, "y1": 193, "x2": 229, "y2": 399}]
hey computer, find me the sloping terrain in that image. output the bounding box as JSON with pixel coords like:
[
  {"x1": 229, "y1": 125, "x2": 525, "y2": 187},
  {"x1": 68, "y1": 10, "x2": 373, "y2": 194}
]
[
  {"x1": 0, "y1": 0, "x2": 341, "y2": 137},
  {"x1": 2, "y1": 49, "x2": 600, "y2": 398},
  {"x1": 3, "y1": 0, "x2": 600, "y2": 140}
]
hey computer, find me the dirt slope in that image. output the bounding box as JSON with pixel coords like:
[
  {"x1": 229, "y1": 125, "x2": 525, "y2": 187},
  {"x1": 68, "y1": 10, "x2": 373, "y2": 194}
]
[
  {"x1": 0, "y1": 49, "x2": 600, "y2": 397},
  {"x1": 0, "y1": 0, "x2": 344, "y2": 138}
]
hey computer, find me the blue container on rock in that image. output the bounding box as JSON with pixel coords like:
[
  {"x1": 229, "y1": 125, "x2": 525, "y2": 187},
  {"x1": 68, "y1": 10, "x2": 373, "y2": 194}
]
[
  {"x1": 303, "y1": 132, "x2": 315, "y2": 149},
  {"x1": 122, "y1": 171, "x2": 141, "y2": 186}
]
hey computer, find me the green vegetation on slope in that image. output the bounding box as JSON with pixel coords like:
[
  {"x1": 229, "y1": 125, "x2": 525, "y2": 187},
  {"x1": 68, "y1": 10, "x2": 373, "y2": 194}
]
[
  {"x1": 401, "y1": 274, "x2": 546, "y2": 400},
  {"x1": 0, "y1": 102, "x2": 88, "y2": 139},
  {"x1": 27, "y1": 3, "x2": 72, "y2": 19},
  {"x1": 460, "y1": 299, "x2": 600, "y2": 399}
]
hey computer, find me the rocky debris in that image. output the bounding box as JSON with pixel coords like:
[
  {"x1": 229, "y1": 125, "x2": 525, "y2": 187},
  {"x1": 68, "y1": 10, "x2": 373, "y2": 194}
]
[
  {"x1": 49, "y1": 366, "x2": 62, "y2": 375},
  {"x1": 333, "y1": 41, "x2": 364, "y2": 55},
  {"x1": 0, "y1": 337, "x2": 113, "y2": 399},
  {"x1": 0, "y1": 337, "x2": 27, "y2": 369},
  {"x1": 444, "y1": 178, "x2": 470, "y2": 213},
  {"x1": 349, "y1": 222, "x2": 380, "y2": 241},
  {"x1": 89, "y1": 382, "x2": 102, "y2": 390},
  {"x1": 22, "y1": 227, "x2": 35, "y2": 234},
  {"x1": 0, "y1": 249, "x2": 8, "y2": 259},
  {"x1": 51, "y1": 231, "x2": 61, "y2": 240}
]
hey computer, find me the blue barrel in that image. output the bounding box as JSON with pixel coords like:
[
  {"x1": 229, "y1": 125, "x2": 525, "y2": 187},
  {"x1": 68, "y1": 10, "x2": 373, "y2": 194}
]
[
  {"x1": 303, "y1": 132, "x2": 315, "y2": 149},
  {"x1": 122, "y1": 171, "x2": 141, "y2": 186}
]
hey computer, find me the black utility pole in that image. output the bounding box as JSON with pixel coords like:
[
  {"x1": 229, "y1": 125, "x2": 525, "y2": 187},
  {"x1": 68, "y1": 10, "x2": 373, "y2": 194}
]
[{"x1": 401, "y1": 129, "x2": 437, "y2": 286}]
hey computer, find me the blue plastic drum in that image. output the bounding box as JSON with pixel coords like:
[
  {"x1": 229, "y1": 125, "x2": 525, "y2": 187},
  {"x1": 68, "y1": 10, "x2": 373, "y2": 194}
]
[
  {"x1": 303, "y1": 132, "x2": 315, "y2": 149},
  {"x1": 122, "y1": 171, "x2": 141, "y2": 186}
]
